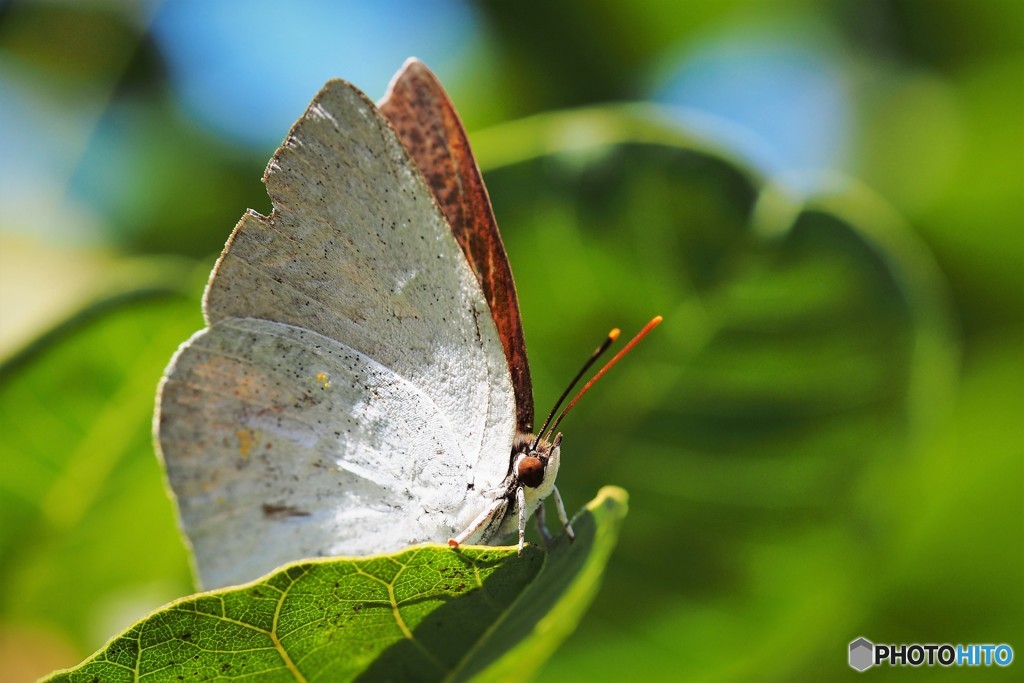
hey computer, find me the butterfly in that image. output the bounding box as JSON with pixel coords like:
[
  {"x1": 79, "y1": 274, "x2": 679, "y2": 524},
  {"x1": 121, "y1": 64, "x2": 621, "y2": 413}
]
[{"x1": 156, "y1": 59, "x2": 658, "y2": 590}]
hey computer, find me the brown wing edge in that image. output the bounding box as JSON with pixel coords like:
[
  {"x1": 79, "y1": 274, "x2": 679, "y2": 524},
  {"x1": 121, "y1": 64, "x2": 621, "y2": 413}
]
[{"x1": 378, "y1": 58, "x2": 534, "y2": 433}]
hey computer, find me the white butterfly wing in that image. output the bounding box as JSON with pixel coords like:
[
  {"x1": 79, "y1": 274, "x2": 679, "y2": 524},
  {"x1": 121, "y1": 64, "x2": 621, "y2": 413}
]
[
  {"x1": 156, "y1": 80, "x2": 515, "y2": 589},
  {"x1": 160, "y1": 319, "x2": 485, "y2": 589}
]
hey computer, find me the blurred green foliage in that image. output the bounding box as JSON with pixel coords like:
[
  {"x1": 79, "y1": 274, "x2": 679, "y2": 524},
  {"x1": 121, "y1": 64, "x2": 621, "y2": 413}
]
[{"x1": 0, "y1": 1, "x2": 1020, "y2": 681}]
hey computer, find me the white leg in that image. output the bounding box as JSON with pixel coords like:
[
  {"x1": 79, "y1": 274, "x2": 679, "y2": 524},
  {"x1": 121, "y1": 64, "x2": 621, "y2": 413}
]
[
  {"x1": 448, "y1": 497, "x2": 507, "y2": 548},
  {"x1": 516, "y1": 485, "x2": 527, "y2": 556},
  {"x1": 552, "y1": 485, "x2": 575, "y2": 542},
  {"x1": 535, "y1": 501, "x2": 553, "y2": 545}
]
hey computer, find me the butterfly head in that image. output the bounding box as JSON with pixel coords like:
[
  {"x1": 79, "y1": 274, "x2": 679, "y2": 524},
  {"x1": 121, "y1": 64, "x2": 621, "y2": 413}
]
[{"x1": 512, "y1": 431, "x2": 561, "y2": 496}]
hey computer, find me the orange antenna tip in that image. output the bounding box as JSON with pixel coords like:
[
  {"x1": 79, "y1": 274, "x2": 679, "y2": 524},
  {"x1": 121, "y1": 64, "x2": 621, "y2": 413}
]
[
  {"x1": 609, "y1": 328, "x2": 621, "y2": 341},
  {"x1": 544, "y1": 315, "x2": 662, "y2": 438}
]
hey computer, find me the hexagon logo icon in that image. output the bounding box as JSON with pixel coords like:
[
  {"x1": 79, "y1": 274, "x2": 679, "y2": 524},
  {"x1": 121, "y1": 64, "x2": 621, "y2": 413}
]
[{"x1": 849, "y1": 637, "x2": 875, "y2": 671}]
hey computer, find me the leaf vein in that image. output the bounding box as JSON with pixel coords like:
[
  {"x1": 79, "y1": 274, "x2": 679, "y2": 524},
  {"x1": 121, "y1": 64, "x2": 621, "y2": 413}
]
[{"x1": 271, "y1": 569, "x2": 308, "y2": 682}]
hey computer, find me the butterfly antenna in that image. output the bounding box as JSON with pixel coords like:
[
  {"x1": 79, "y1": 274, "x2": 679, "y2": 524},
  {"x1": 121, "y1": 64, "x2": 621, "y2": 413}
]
[
  {"x1": 543, "y1": 315, "x2": 662, "y2": 440},
  {"x1": 531, "y1": 327, "x2": 621, "y2": 451}
]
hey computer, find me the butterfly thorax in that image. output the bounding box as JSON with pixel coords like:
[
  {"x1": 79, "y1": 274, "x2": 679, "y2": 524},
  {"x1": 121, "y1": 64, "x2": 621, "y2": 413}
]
[{"x1": 487, "y1": 431, "x2": 567, "y2": 545}]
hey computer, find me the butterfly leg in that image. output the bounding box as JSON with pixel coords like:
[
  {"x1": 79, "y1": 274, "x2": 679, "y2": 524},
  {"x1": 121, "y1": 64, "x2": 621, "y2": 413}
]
[
  {"x1": 534, "y1": 501, "x2": 554, "y2": 546},
  {"x1": 516, "y1": 485, "x2": 527, "y2": 556},
  {"x1": 552, "y1": 485, "x2": 575, "y2": 543},
  {"x1": 448, "y1": 497, "x2": 507, "y2": 549}
]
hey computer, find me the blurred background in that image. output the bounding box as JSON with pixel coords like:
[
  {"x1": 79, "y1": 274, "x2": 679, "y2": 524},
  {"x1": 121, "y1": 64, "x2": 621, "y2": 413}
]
[{"x1": 0, "y1": 0, "x2": 1020, "y2": 680}]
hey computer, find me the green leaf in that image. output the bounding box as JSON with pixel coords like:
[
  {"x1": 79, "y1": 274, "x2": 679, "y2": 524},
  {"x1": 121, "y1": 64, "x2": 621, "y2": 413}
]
[{"x1": 42, "y1": 487, "x2": 627, "y2": 683}]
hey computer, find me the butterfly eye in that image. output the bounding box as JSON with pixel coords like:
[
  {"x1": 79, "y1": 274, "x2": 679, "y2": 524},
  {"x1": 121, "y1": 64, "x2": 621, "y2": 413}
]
[{"x1": 517, "y1": 455, "x2": 546, "y2": 488}]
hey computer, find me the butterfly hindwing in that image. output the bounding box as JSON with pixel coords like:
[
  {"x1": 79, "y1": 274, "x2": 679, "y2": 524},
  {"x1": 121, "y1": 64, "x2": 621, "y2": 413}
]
[{"x1": 159, "y1": 319, "x2": 479, "y2": 589}]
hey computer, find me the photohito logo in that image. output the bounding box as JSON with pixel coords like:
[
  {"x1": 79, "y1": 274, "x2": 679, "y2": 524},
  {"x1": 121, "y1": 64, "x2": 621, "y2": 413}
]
[{"x1": 849, "y1": 637, "x2": 1014, "y2": 671}]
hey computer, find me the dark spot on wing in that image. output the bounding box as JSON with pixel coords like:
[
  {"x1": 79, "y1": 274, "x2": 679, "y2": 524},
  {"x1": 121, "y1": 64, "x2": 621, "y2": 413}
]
[{"x1": 262, "y1": 503, "x2": 312, "y2": 519}]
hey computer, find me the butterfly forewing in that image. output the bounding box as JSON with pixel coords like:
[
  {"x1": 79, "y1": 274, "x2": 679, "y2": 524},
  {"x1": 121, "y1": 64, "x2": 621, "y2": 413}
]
[{"x1": 157, "y1": 78, "x2": 516, "y2": 589}]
